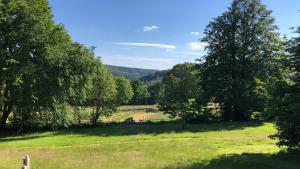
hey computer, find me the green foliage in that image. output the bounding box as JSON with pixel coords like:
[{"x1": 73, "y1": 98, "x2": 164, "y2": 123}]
[
  {"x1": 159, "y1": 63, "x2": 203, "y2": 123},
  {"x1": 88, "y1": 63, "x2": 117, "y2": 125},
  {"x1": 39, "y1": 102, "x2": 72, "y2": 130},
  {"x1": 147, "y1": 81, "x2": 164, "y2": 104},
  {"x1": 114, "y1": 76, "x2": 133, "y2": 105},
  {"x1": 130, "y1": 80, "x2": 150, "y2": 105},
  {"x1": 0, "y1": 0, "x2": 299, "y2": 154},
  {"x1": 272, "y1": 27, "x2": 300, "y2": 150},
  {"x1": 0, "y1": 0, "x2": 97, "y2": 129},
  {"x1": 200, "y1": 0, "x2": 285, "y2": 121}
]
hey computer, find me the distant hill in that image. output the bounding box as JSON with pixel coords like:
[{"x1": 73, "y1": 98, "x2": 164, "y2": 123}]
[
  {"x1": 106, "y1": 65, "x2": 163, "y2": 81},
  {"x1": 140, "y1": 70, "x2": 167, "y2": 83}
]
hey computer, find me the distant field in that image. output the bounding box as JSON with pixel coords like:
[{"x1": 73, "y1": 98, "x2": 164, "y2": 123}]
[
  {"x1": 80, "y1": 105, "x2": 175, "y2": 123},
  {"x1": 1, "y1": 121, "x2": 299, "y2": 169}
]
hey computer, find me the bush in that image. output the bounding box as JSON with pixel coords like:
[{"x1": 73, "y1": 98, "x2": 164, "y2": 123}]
[
  {"x1": 41, "y1": 103, "x2": 72, "y2": 130},
  {"x1": 250, "y1": 111, "x2": 273, "y2": 121},
  {"x1": 271, "y1": 87, "x2": 300, "y2": 150},
  {"x1": 124, "y1": 117, "x2": 135, "y2": 124}
]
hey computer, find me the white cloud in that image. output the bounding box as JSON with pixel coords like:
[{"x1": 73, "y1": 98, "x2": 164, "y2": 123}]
[
  {"x1": 143, "y1": 25, "x2": 159, "y2": 32},
  {"x1": 114, "y1": 42, "x2": 176, "y2": 50},
  {"x1": 190, "y1": 32, "x2": 201, "y2": 36},
  {"x1": 188, "y1": 41, "x2": 208, "y2": 50}
]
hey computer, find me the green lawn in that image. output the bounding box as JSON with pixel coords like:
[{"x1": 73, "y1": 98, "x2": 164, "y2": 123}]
[{"x1": 1, "y1": 122, "x2": 299, "y2": 169}]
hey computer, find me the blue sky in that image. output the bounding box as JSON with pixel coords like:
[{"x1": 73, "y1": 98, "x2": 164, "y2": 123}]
[{"x1": 49, "y1": 0, "x2": 300, "y2": 70}]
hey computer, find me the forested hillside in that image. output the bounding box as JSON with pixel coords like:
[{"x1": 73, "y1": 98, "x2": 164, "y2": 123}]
[
  {"x1": 140, "y1": 70, "x2": 167, "y2": 83},
  {"x1": 106, "y1": 65, "x2": 160, "y2": 81}
]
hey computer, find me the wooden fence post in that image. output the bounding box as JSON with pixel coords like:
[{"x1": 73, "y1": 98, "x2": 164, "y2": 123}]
[{"x1": 22, "y1": 155, "x2": 30, "y2": 169}]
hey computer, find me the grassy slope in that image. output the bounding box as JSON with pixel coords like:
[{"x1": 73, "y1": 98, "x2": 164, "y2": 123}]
[{"x1": 1, "y1": 122, "x2": 299, "y2": 169}]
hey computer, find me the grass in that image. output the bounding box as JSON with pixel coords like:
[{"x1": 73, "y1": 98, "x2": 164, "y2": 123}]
[
  {"x1": 78, "y1": 105, "x2": 174, "y2": 123},
  {"x1": 1, "y1": 106, "x2": 299, "y2": 169},
  {"x1": 1, "y1": 121, "x2": 299, "y2": 169}
]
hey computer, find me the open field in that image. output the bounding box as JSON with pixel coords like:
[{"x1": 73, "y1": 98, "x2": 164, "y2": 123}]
[
  {"x1": 79, "y1": 105, "x2": 175, "y2": 123},
  {"x1": 1, "y1": 121, "x2": 299, "y2": 169}
]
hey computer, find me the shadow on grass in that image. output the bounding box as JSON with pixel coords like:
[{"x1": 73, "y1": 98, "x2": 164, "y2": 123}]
[
  {"x1": 0, "y1": 121, "x2": 264, "y2": 140},
  {"x1": 51, "y1": 120, "x2": 264, "y2": 137},
  {"x1": 165, "y1": 150, "x2": 300, "y2": 169},
  {"x1": 0, "y1": 135, "x2": 47, "y2": 142}
]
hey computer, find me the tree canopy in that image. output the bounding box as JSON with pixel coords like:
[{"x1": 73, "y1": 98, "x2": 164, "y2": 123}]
[
  {"x1": 114, "y1": 76, "x2": 133, "y2": 105},
  {"x1": 130, "y1": 80, "x2": 150, "y2": 105},
  {"x1": 199, "y1": 0, "x2": 284, "y2": 121},
  {"x1": 88, "y1": 63, "x2": 117, "y2": 125},
  {"x1": 0, "y1": 0, "x2": 97, "y2": 129},
  {"x1": 159, "y1": 63, "x2": 201, "y2": 125},
  {"x1": 272, "y1": 27, "x2": 300, "y2": 150}
]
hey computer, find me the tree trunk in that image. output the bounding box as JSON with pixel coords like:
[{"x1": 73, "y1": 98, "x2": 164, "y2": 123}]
[
  {"x1": 91, "y1": 106, "x2": 100, "y2": 126},
  {"x1": 0, "y1": 104, "x2": 12, "y2": 128},
  {"x1": 0, "y1": 86, "x2": 12, "y2": 129}
]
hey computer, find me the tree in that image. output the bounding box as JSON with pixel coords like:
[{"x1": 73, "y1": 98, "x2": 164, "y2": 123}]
[
  {"x1": 272, "y1": 27, "x2": 300, "y2": 150},
  {"x1": 114, "y1": 76, "x2": 133, "y2": 105},
  {"x1": 0, "y1": 0, "x2": 96, "y2": 129},
  {"x1": 200, "y1": 0, "x2": 284, "y2": 121},
  {"x1": 88, "y1": 64, "x2": 117, "y2": 125},
  {"x1": 147, "y1": 81, "x2": 164, "y2": 104},
  {"x1": 159, "y1": 63, "x2": 201, "y2": 127},
  {"x1": 130, "y1": 80, "x2": 150, "y2": 105}
]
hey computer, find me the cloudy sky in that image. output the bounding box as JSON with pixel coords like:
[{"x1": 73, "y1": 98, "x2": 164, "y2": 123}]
[{"x1": 49, "y1": 0, "x2": 300, "y2": 70}]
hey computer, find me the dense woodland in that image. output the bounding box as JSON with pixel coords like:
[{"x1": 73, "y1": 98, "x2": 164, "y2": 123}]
[{"x1": 0, "y1": 0, "x2": 300, "y2": 150}]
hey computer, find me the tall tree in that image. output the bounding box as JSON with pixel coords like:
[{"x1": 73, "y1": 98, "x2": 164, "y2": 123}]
[
  {"x1": 89, "y1": 64, "x2": 117, "y2": 125},
  {"x1": 272, "y1": 27, "x2": 300, "y2": 150},
  {"x1": 159, "y1": 63, "x2": 201, "y2": 127},
  {"x1": 0, "y1": 0, "x2": 96, "y2": 129},
  {"x1": 114, "y1": 76, "x2": 133, "y2": 105},
  {"x1": 200, "y1": 0, "x2": 284, "y2": 121}
]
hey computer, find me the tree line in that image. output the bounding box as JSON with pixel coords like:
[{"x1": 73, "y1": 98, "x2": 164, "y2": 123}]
[
  {"x1": 0, "y1": 0, "x2": 152, "y2": 130},
  {"x1": 159, "y1": 0, "x2": 300, "y2": 150},
  {"x1": 0, "y1": 0, "x2": 300, "y2": 150}
]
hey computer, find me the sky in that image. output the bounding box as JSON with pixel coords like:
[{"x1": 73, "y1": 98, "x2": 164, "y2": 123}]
[{"x1": 48, "y1": 0, "x2": 300, "y2": 70}]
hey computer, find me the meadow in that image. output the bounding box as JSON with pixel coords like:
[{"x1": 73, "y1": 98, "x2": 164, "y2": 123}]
[
  {"x1": 2, "y1": 1, "x2": 300, "y2": 168},
  {"x1": 0, "y1": 106, "x2": 299, "y2": 169}
]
